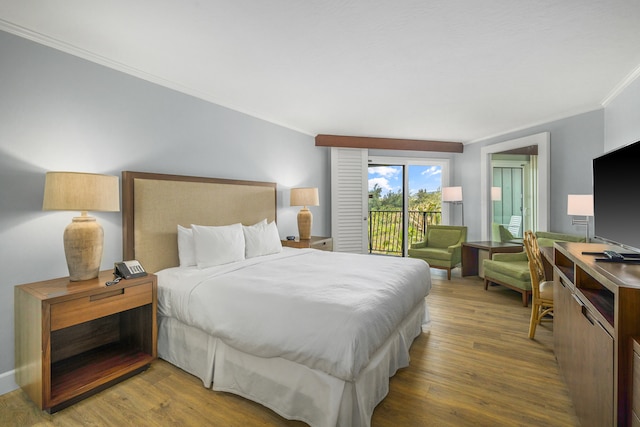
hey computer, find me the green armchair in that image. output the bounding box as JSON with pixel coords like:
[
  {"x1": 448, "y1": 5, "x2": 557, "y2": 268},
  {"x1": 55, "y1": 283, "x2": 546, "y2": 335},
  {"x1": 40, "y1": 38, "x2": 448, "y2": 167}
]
[
  {"x1": 492, "y1": 224, "x2": 586, "y2": 246},
  {"x1": 483, "y1": 230, "x2": 586, "y2": 306},
  {"x1": 534, "y1": 231, "x2": 585, "y2": 247},
  {"x1": 408, "y1": 225, "x2": 467, "y2": 280},
  {"x1": 483, "y1": 251, "x2": 532, "y2": 306},
  {"x1": 492, "y1": 223, "x2": 518, "y2": 243}
]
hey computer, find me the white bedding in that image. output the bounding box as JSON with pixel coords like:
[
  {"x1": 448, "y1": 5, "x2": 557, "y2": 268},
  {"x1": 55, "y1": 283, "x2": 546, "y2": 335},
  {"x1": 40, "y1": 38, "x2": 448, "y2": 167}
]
[{"x1": 156, "y1": 248, "x2": 431, "y2": 382}]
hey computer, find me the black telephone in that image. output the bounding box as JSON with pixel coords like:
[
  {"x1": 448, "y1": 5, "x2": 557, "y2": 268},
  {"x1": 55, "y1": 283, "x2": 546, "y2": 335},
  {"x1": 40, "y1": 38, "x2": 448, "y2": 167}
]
[{"x1": 114, "y1": 260, "x2": 147, "y2": 279}]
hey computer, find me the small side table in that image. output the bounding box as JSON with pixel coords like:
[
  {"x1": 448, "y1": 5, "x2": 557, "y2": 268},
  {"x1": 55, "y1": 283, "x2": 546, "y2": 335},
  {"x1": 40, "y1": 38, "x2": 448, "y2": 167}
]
[
  {"x1": 15, "y1": 271, "x2": 157, "y2": 412},
  {"x1": 462, "y1": 241, "x2": 523, "y2": 278},
  {"x1": 281, "y1": 236, "x2": 333, "y2": 251}
]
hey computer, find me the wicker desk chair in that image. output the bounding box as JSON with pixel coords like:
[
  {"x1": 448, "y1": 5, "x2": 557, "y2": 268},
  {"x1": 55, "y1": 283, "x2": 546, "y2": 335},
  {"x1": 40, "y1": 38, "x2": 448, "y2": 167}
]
[{"x1": 523, "y1": 230, "x2": 554, "y2": 339}]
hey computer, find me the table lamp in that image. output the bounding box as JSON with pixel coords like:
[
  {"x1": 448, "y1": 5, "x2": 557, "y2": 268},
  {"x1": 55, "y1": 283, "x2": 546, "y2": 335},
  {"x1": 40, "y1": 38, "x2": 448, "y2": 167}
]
[
  {"x1": 43, "y1": 172, "x2": 120, "y2": 281},
  {"x1": 290, "y1": 187, "x2": 319, "y2": 240},
  {"x1": 442, "y1": 186, "x2": 464, "y2": 226},
  {"x1": 567, "y1": 194, "x2": 593, "y2": 243}
]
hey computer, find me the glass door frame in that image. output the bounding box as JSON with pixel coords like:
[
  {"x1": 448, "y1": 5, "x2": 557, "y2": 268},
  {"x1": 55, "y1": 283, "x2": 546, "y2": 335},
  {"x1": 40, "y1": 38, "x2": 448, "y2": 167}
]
[
  {"x1": 480, "y1": 132, "x2": 550, "y2": 240},
  {"x1": 492, "y1": 160, "x2": 528, "y2": 237},
  {"x1": 368, "y1": 156, "x2": 451, "y2": 256}
]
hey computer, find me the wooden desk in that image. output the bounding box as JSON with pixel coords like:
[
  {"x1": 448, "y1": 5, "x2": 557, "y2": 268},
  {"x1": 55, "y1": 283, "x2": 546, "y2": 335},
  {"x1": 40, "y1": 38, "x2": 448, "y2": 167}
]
[
  {"x1": 461, "y1": 241, "x2": 523, "y2": 277},
  {"x1": 539, "y1": 245, "x2": 554, "y2": 279},
  {"x1": 553, "y1": 242, "x2": 640, "y2": 426}
]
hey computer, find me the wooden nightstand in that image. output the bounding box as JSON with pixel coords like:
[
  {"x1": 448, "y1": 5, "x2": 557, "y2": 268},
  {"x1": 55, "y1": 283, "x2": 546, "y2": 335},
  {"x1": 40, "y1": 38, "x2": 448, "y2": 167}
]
[
  {"x1": 14, "y1": 270, "x2": 157, "y2": 413},
  {"x1": 281, "y1": 236, "x2": 333, "y2": 251}
]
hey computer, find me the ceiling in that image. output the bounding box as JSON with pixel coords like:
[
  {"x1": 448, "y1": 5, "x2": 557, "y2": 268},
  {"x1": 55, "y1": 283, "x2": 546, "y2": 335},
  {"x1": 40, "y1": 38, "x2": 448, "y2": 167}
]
[{"x1": 2, "y1": 0, "x2": 640, "y2": 144}]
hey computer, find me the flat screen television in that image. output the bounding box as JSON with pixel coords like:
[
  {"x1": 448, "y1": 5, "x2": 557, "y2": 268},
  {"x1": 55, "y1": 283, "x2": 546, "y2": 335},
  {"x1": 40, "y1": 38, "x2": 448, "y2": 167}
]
[{"x1": 593, "y1": 139, "x2": 640, "y2": 253}]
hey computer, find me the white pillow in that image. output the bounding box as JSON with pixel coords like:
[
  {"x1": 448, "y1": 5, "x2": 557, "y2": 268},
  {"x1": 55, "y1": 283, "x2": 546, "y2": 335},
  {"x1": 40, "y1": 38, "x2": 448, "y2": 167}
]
[
  {"x1": 241, "y1": 219, "x2": 267, "y2": 239},
  {"x1": 248, "y1": 218, "x2": 267, "y2": 228},
  {"x1": 177, "y1": 225, "x2": 196, "y2": 267},
  {"x1": 241, "y1": 219, "x2": 267, "y2": 258},
  {"x1": 243, "y1": 220, "x2": 282, "y2": 258},
  {"x1": 192, "y1": 223, "x2": 245, "y2": 268}
]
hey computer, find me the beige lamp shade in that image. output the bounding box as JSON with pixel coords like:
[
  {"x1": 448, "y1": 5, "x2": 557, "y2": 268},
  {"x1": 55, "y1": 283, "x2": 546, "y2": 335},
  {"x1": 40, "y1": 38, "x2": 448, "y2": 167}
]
[
  {"x1": 567, "y1": 194, "x2": 594, "y2": 216},
  {"x1": 290, "y1": 187, "x2": 319, "y2": 240},
  {"x1": 442, "y1": 186, "x2": 463, "y2": 202},
  {"x1": 491, "y1": 187, "x2": 502, "y2": 201},
  {"x1": 43, "y1": 172, "x2": 120, "y2": 281},
  {"x1": 43, "y1": 172, "x2": 120, "y2": 212},
  {"x1": 290, "y1": 187, "x2": 319, "y2": 207}
]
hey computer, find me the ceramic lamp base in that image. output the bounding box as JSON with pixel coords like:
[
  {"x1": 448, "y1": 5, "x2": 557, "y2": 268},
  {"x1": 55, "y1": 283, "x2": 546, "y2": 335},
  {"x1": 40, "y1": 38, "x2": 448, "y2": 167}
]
[
  {"x1": 297, "y1": 207, "x2": 313, "y2": 240},
  {"x1": 63, "y1": 215, "x2": 104, "y2": 281}
]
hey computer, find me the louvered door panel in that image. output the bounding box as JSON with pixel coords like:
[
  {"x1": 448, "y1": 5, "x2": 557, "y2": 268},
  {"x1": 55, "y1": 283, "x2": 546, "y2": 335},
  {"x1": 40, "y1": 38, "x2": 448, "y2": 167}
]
[{"x1": 330, "y1": 147, "x2": 367, "y2": 253}]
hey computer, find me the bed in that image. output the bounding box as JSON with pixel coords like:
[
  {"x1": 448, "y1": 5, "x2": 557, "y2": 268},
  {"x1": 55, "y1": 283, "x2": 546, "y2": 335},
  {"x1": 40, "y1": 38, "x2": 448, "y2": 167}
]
[{"x1": 122, "y1": 171, "x2": 431, "y2": 427}]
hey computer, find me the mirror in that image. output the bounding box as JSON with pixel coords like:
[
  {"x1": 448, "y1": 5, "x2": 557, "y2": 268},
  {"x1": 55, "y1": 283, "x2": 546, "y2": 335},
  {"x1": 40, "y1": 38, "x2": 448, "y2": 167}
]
[{"x1": 480, "y1": 132, "x2": 550, "y2": 241}]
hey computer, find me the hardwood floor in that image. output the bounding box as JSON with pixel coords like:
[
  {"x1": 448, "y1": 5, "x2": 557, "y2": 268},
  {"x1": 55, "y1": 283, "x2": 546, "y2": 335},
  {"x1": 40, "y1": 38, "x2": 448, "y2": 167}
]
[{"x1": 1, "y1": 269, "x2": 579, "y2": 426}]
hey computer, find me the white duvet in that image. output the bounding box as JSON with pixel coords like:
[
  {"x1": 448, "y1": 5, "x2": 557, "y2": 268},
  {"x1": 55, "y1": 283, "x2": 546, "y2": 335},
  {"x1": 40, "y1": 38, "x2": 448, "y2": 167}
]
[{"x1": 156, "y1": 248, "x2": 431, "y2": 381}]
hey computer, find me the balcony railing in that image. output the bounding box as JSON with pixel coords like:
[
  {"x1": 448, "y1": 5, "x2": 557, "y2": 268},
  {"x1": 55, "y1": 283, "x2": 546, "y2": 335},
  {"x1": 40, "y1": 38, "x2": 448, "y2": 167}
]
[{"x1": 368, "y1": 210, "x2": 442, "y2": 255}]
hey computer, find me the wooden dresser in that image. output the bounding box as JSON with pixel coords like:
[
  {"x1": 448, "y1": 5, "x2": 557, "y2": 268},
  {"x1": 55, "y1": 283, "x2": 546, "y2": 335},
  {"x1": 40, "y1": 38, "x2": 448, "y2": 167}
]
[
  {"x1": 15, "y1": 271, "x2": 157, "y2": 413},
  {"x1": 632, "y1": 338, "x2": 640, "y2": 426},
  {"x1": 553, "y1": 242, "x2": 640, "y2": 426}
]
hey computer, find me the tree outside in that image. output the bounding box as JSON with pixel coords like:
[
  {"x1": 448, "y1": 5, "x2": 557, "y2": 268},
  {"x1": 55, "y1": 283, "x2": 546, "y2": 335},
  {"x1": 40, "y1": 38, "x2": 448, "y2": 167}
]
[{"x1": 368, "y1": 164, "x2": 442, "y2": 255}]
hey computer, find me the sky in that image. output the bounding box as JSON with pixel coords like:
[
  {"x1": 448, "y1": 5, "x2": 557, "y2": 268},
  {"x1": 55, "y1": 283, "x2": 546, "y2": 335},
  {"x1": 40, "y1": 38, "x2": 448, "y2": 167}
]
[{"x1": 368, "y1": 164, "x2": 442, "y2": 196}]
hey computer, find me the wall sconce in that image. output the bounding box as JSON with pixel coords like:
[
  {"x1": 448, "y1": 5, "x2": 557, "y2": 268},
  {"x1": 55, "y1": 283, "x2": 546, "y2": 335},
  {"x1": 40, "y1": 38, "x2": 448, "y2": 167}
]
[
  {"x1": 442, "y1": 186, "x2": 464, "y2": 226},
  {"x1": 43, "y1": 172, "x2": 120, "y2": 281},
  {"x1": 290, "y1": 187, "x2": 319, "y2": 240},
  {"x1": 567, "y1": 194, "x2": 593, "y2": 243}
]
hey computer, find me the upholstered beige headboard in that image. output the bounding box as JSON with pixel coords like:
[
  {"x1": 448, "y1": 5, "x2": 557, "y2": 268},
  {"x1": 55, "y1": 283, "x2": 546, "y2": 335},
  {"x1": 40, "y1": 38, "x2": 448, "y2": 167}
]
[{"x1": 122, "y1": 171, "x2": 277, "y2": 273}]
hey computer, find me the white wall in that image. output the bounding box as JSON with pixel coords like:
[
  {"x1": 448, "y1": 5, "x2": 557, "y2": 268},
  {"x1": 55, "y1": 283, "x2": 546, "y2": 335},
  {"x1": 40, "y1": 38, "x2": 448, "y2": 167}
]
[
  {"x1": 0, "y1": 30, "x2": 330, "y2": 393},
  {"x1": 604, "y1": 76, "x2": 640, "y2": 151},
  {"x1": 457, "y1": 109, "x2": 605, "y2": 241}
]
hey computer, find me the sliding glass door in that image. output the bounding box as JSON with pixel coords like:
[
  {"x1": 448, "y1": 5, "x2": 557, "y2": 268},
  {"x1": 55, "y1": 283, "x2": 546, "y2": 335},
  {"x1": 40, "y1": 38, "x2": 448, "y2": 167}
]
[
  {"x1": 491, "y1": 155, "x2": 536, "y2": 238},
  {"x1": 492, "y1": 166, "x2": 524, "y2": 237},
  {"x1": 368, "y1": 161, "x2": 444, "y2": 256},
  {"x1": 368, "y1": 164, "x2": 405, "y2": 255}
]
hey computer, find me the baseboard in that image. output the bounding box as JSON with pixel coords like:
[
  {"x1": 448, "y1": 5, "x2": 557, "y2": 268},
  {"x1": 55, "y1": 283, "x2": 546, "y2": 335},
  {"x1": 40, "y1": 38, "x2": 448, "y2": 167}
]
[{"x1": 0, "y1": 369, "x2": 18, "y2": 396}]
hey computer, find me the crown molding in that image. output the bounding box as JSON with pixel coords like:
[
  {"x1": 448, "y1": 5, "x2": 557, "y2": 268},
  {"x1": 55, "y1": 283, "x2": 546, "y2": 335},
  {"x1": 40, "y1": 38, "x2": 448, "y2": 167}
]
[
  {"x1": 0, "y1": 19, "x2": 166, "y2": 86},
  {"x1": 601, "y1": 63, "x2": 640, "y2": 107},
  {"x1": 0, "y1": 19, "x2": 315, "y2": 137}
]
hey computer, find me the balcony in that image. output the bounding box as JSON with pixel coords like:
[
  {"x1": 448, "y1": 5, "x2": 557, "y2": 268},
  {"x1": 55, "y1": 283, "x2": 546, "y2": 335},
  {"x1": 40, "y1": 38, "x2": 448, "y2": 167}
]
[{"x1": 368, "y1": 210, "x2": 442, "y2": 255}]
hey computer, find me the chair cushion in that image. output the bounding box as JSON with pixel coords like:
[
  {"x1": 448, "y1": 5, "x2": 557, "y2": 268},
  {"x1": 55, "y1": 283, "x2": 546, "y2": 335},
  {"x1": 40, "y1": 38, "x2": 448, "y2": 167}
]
[
  {"x1": 483, "y1": 258, "x2": 532, "y2": 291},
  {"x1": 427, "y1": 229, "x2": 461, "y2": 248},
  {"x1": 408, "y1": 247, "x2": 452, "y2": 261},
  {"x1": 483, "y1": 270, "x2": 531, "y2": 291},
  {"x1": 492, "y1": 251, "x2": 527, "y2": 262},
  {"x1": 483, "y1": 259, "x2": 530, "y2": 281},
  {"x1": 540, "y1": 280, "x2": 554, "y2": 300}
]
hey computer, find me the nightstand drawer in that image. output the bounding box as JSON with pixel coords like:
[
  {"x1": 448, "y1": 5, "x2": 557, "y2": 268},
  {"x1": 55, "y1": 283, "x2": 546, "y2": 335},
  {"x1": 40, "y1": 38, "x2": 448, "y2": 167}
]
[
  {"x1": 281, "y1": 236, "x2": 332, "y2": 251},
  {"x1": 51, "y1": 282, "x2": 153, "y2": 331},
  {"x1": 311, "y1": 238, "x2": 333, "y2": 251}
]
